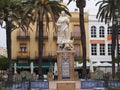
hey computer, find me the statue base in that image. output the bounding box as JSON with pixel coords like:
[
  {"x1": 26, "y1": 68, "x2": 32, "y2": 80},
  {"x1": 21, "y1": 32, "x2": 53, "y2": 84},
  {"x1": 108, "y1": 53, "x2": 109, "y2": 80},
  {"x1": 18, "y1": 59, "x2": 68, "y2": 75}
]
[
  {"x1": 57, "y1": 50, "x2": 75, "y2": 81},
  {"x1": 57, "y1": 81, "x2": 75, "y2": 90}
]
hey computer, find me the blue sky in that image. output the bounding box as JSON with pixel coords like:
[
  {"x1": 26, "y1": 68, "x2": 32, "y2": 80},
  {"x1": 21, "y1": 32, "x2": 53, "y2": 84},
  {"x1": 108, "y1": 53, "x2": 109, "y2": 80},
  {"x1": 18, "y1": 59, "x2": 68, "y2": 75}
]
[{"x1": 0, "y1": 0, "x2": 99, "y2": 48}]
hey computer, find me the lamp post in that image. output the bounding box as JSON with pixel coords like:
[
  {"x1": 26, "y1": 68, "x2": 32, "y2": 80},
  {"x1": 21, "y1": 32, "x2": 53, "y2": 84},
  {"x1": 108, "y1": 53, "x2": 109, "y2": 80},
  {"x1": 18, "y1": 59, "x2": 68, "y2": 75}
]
[{"x1": 107, "y1": 9, "x2": 120, "y2": 79}]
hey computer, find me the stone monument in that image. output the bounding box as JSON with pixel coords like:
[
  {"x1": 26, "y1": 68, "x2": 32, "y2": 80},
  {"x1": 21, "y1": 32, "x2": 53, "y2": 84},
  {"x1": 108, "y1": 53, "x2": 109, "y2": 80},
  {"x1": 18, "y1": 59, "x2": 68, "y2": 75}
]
[{"x1": 56, "y1": 11, "x2": 75, "y2": 90}]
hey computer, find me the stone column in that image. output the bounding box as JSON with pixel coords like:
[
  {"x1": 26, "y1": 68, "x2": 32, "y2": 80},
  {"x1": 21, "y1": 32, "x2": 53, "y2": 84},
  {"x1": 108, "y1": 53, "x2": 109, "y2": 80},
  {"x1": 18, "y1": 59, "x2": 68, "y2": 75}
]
[
  {"x1": 14, "y1": 63, "x2": 17, "y2": 74},
  {"x1": 30, "y1": 62, "x2": 34, "y2": 74},
  {"x1": 90, "y1": 60, "x2": 94, "y2": 79}
]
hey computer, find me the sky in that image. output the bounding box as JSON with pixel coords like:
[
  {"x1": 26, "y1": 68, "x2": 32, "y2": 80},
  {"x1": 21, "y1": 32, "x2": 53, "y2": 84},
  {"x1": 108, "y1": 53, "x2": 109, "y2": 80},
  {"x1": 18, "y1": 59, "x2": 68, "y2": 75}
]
[
  {"x1": 0, "y1": 21, "x2": 6, "y2": 47},
  {"x1": 0, "y1": 0, "x2": 100, "y2": 48},
  {"x1": 63, "y1": 0, "x2": 99, "y2": 12}
]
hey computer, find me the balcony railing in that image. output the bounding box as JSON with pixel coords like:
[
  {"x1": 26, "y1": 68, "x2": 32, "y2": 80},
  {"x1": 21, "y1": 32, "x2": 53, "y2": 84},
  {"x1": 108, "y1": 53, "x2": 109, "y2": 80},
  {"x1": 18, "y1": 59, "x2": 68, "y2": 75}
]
[
  {"x1": 71, "y1": 32, "x2": 81, "y2": 40},
  {"x1": 17, "y1": 51, "x2": 30, "y2": 59},
  {"x1": 74, "y1": 54, "x2": 82, "y2": 61},
  {"x1": 17, "y1": 31, "x2": 30, "y2": 40},
  {"x1": 35, "y1": 51, "x2": 57, "y2": 59},
  {"x1": 35, "y1": 32, "x2": 48, "y2": 40}
]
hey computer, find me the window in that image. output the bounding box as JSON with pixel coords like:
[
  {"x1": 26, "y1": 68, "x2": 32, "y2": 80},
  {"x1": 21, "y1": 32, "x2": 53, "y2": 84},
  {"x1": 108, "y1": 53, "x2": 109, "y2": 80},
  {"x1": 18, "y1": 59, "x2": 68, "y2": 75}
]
[
  {"x1": 20, "y1": 44, "x2": 27, "y2": 52},
  {"x1": 91, "y1": 44, "x2": 97, "y2": 55},
  {"x1": 20, "y1": 30, "x2": 26, "y2": 36},
  {"x1": 108, "y1": 44, "x2": 111, "y2": 55},
  {"x1": 74, "y1": 25, "x2": 80, "y2": 37},
  {"x1": 107, "y1": 26, "x2": 112, "y2": 35},
  {"x1": 99, "y1": 26, "x2": 105, "y2": 37},
  {"x1": 91, "y1": 26, "x2": 96, "y2": 37},
  {"x1": 74, "y1": 44, "x2": 80, "y2": 57},
  {"x1": 100, "y1": 44, "x2": 105, "y2": 55}
]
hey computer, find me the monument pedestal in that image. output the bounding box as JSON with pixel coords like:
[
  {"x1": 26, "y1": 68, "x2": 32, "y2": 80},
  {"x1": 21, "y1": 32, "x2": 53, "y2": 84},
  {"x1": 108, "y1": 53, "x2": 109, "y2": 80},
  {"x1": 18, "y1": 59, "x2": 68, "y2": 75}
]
[
  {"x1": 57, "y1": 81, "x2": 75, "y2": 90},
  {"x1": 57, "y1": 50, "x2": 75, "y2": 81}
]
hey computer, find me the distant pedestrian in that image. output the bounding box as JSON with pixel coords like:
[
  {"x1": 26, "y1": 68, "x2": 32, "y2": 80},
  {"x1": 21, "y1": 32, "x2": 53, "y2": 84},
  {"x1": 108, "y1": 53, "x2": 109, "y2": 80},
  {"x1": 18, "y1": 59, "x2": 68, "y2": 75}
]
[
  {"x1": 54, "y1": 71, "x2": 58, "y2": 80},
  {"x1": 36, "y1": 74, "x2": 39, "y2": 80}
]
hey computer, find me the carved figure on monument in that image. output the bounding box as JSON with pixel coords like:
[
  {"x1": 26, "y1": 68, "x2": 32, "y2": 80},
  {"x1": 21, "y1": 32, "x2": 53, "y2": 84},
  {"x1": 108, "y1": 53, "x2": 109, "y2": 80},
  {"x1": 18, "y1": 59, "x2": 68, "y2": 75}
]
[{"x1": 56, "y1": 11, "x2": 74, "y2": 50}]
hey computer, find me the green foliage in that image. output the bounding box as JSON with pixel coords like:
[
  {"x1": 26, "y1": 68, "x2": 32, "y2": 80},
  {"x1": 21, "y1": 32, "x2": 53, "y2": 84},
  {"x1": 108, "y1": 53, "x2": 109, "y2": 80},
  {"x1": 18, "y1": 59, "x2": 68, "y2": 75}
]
[
  {"x1": 13, "y1": 73, "x2": 22, "y2": 82},
  {"x1": 93, "y1": 68, "x2": 104, "y2": 80},
  {"x1": 114, "y1": 56, "x2": 120, "y2": 63},
  {"x1": 96, "y1": 0, "x2": 120, "y2": 23},
  {"x1": 107, "y1": 87, "x2": 120, "y2": 90},
  {"x1": 13, "y1": 71, "x2": 36, "y2": 82},
  {"x1": 0, "y1": 84, "x2": 10, "y2": 90},
  {"x1": 20, "y1": 71, "x2": 32, "y2": 80},
  {"x1": 0, "y1": 56, "x2": 9, "y2": 70}
]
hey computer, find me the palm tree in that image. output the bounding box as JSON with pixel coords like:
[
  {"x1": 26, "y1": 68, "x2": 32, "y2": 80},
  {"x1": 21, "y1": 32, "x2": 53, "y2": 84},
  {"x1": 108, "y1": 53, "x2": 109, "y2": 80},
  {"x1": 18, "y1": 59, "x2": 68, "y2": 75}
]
[
  {"x1": 24, "y1": 0, "x2": 70, "y2": 78},
  {"x1": 0, "y1": 0, "x2": 33, "y2": 86},
  {"x1": 96, "y1": 0, "x2": 120, "y2": 78},
  {"x1": 68, "y1": 0, "x2": 87, "y2": 78}
]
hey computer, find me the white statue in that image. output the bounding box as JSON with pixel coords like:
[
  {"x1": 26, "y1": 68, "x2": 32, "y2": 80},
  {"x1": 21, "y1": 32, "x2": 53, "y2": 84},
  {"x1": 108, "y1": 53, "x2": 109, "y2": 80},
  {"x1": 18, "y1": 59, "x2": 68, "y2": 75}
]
[
  {"x1": 56, "y1": 11, "x2": 74, "y2": 50},
  {"x1": 56, "y1": 11, "x2": 70, "y2": 43}
]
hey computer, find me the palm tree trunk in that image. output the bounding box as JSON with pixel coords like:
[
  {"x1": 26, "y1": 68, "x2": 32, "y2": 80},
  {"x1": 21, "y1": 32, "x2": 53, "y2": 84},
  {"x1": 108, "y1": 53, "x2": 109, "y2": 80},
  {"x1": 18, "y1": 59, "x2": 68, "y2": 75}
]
[
  {"x1": 38, "y1": 20, "x2": 43, "y2": 79},
  {"x1": 111, "y1": 24, "x2": 117, "y2": 79},
  {"x1": 6, "y1": 20, "x2": 12, "y2": 86},
  {"x1": 76, "y1": 0, "x2": 87, "y2": 79},
  {"x1": 117, "y1": 29, "x2": 119, "y2": 66},
  {"x1": 79, "y1": 8, "x2": 87, "y2": 79}
]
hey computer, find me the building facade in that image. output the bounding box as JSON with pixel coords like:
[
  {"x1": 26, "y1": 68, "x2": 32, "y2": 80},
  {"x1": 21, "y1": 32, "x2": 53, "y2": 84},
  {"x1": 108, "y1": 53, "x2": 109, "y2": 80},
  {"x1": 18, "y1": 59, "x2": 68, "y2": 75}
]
[
  {"x1": 0, "y1": 46, "x2": 7, "y2": 57},
  {"x1": 11, "y1": 11, "x2": 89, "y2": 75},
  {"x1": 88, "y1": 12, "x2": 118, "y2": 73}
]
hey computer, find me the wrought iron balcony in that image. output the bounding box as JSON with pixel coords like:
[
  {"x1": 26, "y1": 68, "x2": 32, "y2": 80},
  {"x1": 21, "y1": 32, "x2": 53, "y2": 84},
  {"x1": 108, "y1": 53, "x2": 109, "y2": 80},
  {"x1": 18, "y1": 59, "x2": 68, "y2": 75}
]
[
  {"x1": 17, "y1": 51, "x2": 30, "y2": 59},
  {"x1": 35, "y1": 32, "x2": 48, "y2": 40},
  {"x1": 35, "y1": 51, "x2": 57, "y2": 60},
  {"x1": 71, "y1": 32, "x2": 81, "y2": 40},
  {"x1": 74, "y1": 54, "x2": 82, "y2": 61},
  {"x1": 17, "y1": 31, "x2": 30, "y2": 40}
]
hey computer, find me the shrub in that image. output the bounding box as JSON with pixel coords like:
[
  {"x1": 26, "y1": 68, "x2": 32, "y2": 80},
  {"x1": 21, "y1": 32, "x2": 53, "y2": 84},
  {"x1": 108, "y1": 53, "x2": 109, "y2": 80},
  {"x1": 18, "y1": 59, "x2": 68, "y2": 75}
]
[
  {"x1": 0, "y1": 84, "x2": 10, "y2": 90},
  {"x1": 107, "y1": 87, "x2": 120, "y2": 90},
  {"x1": 93, "y1": 68, "x2": 104, "y2": 80}
]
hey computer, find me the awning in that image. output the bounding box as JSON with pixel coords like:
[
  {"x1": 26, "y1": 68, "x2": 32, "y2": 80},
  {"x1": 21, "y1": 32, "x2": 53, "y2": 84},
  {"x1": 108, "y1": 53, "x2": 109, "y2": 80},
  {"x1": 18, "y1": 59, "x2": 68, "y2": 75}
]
[{"x1": 13, "y1": 62, "x2": 54, "y2": 69}]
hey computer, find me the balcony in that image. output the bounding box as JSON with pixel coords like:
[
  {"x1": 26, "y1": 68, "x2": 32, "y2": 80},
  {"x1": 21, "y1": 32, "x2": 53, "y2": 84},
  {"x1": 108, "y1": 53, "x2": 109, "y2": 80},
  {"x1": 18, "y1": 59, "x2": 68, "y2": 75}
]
[
  {"x1": 17, "y1": 31, "x2": 30, "y2": 40},
  {"x1": 71, "y1": 32, "x2": 81, "y2": 40},
  {"x1": 74, "y1": 54, "x2": 82, "y2": 61},
  {"x1": 35, "y1": 51, "x2": 57, "y2": 61},
  {"x1": 35, "y1": 32, "x2": 48, "y2": 40},
  {"x1": 17, "y1": 51, "x2": 30, "y2": 59}
]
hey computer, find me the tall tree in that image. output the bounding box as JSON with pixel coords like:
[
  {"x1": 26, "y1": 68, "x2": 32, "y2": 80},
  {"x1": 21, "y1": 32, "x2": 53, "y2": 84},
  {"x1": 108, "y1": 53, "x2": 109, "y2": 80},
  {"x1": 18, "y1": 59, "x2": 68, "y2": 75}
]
[
  {"x1": 0, "y1": 0, "x2": 33, "y2": 86},
  {"x1": 24, "y1": 0, "x2": 70, "y2": 78},
  {"x1": 68, "y1": 0, "x2": 87, "y2": 78},
  {"x1": 96, "y1": 0, "x2": 120, "y2": 79}
]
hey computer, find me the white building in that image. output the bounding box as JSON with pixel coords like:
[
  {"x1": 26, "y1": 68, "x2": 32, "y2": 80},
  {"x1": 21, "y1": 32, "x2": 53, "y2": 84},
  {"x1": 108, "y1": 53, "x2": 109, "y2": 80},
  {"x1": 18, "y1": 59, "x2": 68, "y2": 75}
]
[{"x1": 88, "y1": 10, "x2": 118, "y2": 73}]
